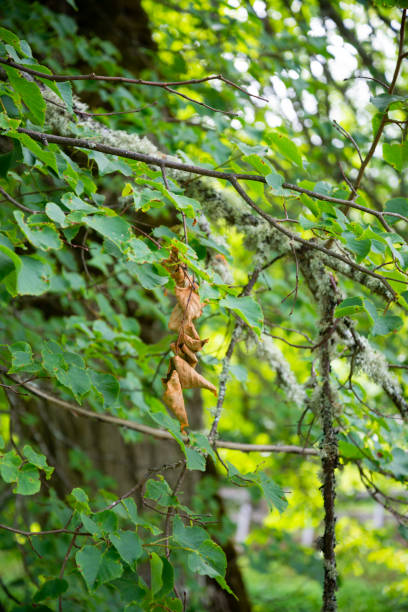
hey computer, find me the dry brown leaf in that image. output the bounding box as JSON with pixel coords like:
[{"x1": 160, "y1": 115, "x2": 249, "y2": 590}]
[
  {"x1": 181, "y1": 344, "x2": 198, "y2": 367},
  {"x1": 182, "y1": 333, "x2": 208, "y2": 352},
  {"x1": 173, "y1": 355, "x2": 217, "y2": 396},
  {"x1": 182, "y1": 320, "x2": 200, "y2": 340},
  {"x1": 163, "y1": 370, "x2": 189, "y2": 432},
  {"x1": 175, "y1": 286, "x2": 202, "y2": 320},
  {"x1": 168, "y1": 303, "x2": 184, "y2": 332},
  {"x1": 170, "y1": 342, "x2": 198, "y2": 367},
  {"x1": 173, "y1": 265, "x2": 186, "y2": 287}
]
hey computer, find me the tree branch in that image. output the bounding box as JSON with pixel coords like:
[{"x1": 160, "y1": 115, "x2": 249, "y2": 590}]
[{"x1": 0, "y1": 369, "x2": 317, "y2": 456}]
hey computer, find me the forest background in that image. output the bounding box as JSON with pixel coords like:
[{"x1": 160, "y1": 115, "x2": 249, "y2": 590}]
[{"x1": 0, "y1": 0, "x2": 407, "y2": 611}]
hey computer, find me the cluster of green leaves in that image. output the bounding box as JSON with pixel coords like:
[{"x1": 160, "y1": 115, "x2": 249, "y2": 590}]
[
  {"x1": 0, "y1": 15, "x2": 289, "y2": 611},
  {"x1": 0, "y1": 0, "x2": 407, "y2": 611}
]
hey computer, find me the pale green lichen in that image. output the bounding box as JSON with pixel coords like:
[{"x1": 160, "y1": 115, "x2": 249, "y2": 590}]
[{"x1": 255, "y1": 333, "x2": 306, "y2": 407}]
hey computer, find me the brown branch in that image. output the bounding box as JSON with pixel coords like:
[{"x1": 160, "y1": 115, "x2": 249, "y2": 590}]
[
  {"x1": 0, "y1": 186, "x2": 40, "y2": 214},
  {"x1": 13, "y1": 127, "x2": 403, "y2": 228},
  {"x1": 319, "y1": 303, "x2": 339, "y2": 611},
  {"x1": 0, "y1": 369, "x2": 317, "y2": 456},
  {"x1": 0, "y1": 58, "x2": 267, "y2": 116},
  {"x1": 44, "y1": 95, "x2": 158, "y2": 117},
  {"x1": 228, "y1": 178, "x2": 397, "y2": 298},
  {"x1": 350, "y1": 9, "x2": 407, "y2": 199},
  {"x1": 10, "y1": 128, "x2": 399, "y2": 296},
  {"x1": 0, "y1": 523, "x2": 90, "y2": 537}
]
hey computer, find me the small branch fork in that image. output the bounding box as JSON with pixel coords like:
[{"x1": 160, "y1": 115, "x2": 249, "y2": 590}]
[{"x1": 348, "y1": 9, "x2": 407, "y2": 201}]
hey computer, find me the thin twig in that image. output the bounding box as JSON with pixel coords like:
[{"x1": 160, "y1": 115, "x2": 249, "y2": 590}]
[
  {"x1": 349, "y1": 9, "x2": 407, "y2": 200},
  {"x1": 16, "y1": 127, "x2": 404, "y2": 234},
  {"x1": 1, "y1": 58, "x2": 267, "y2": 116},
  {"x1": 0, "y1": 368, "x2": 317, "y2": 455},
  {"x1": 0, "y1": 186, "x2": 40, "y2": 214}
]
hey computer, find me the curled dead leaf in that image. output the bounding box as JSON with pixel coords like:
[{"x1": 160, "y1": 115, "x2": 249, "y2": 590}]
[
  {"x1": 173, "y1": 355, "x2": 217, "y2": 396},
  {"x1": 181, "y1": 332, "x2": 208, "y2": 352},
  {"x1": 182, "y1": 320, "x2": 200, "y2": 340},
  {"x1": 168, "y1": 303, "x2": 184, "y2": 332},
  {"x1": 175, "y1": 286, "x2": 202, "y2": 320},
  {"x1": 170, "y1": 342, "x2": 198, "y2": 367},
  {"x1": 163, "y1": 370, "x2": 189, "y2": 432},
  {"x1": 180, "y1": 343, "x2": 198, "y2": 367}
]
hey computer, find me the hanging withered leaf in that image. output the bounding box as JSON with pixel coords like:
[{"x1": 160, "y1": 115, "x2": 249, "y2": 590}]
[
  {"x1": 168, "y1": 287, "x2": 202, "y2": 331},
  {"x1": 162, "y1": 247, "x2": 216, "y2": 432},
  {"x1": 170, "y1": 342, "x2": 198, "y2": 367},
  {"x1": 175, "y1": 286, "x2": 202, "y2": 320},
  {"x1": 173, "y1": 355, "x2": 217, "y2": 396},
  {"x1": 163, "y1": 370, "x2": 189, "y2": 432},
  {"x1": 181, "y1": 331, "x2": 208, "y2": 352}
]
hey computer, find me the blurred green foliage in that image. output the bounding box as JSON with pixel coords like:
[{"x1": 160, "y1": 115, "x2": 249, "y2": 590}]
[{"x1": 0, "y1": 0, "x2": 407, "y2": 610}]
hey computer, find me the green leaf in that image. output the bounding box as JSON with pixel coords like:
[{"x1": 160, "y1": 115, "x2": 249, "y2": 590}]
[
  {"x1": 242, "y1": 154, "x2": 273, "y2": 176},
  {"x1": 110, "y1": 530, "x2": 143, "y2": 565},
  {"x1": 8, "y1": 341, "x2": 33, "y2": 373},
  {"x1": 187, "y1": 539, "x2": 229, "y2": 586},
  {"x1": 145, "y1": 477, "x2": 173, "y2": 506},
  {"x1": 84, "y1": 212, "x2": 133, "y2": 248},
  {"x1": 383, "y1": 142, "x2": 408, "y2": 172},
  {"x1": 387, "y1": 448, "x2": 408, "y2": 480},
  {"x1": 68, "y1": 487, "x2": 90, "y2": 513},
  {"x1": 45, "y1": 202, "x2": 67, "y2": 227},
  {"x1": 0, "y1": 450, "x2": 21, "y2": 483},
  {"x1": 254, "y1": 471, "x2": 288, "y2": 514},
  {"x1": 156, "y1": 557, "x2": 174, "y2": 598},
  {"x1": 384, "y1": 197, "x2": 408, "y2": 224},
  {"x1": 14, "y1": 463, "x2": 41, "y2": 495},
  {"x1": 365, "y1": 300, "x2": 403, "y2": 336},
  {"x1": 97, "y1": 549, "x2": 123, "y2": 584},
  {"x1": 14, "y1": 211, "x2": 62, "y2": 251},
  {"x1": 61, "y1": 192, "x2": 95, "y2": 212},
  {"x1": 90, "y1": 371, "x2": 119, "y2": 407},
  {"x1": 86, "y1": 150, "x2": 132, "y2": 176},
  {"x1": 41, "y1": 341, "x2": 91, "y2": 401},
  {"x1": 131, "y1": 263, "x2": 168, "y2": 290},
  {"x1": 56, "y1": 81, "x2": 73, "y2": 113},
  {"x1": 168, "y1": 193, "x2": 201, "y2": 217},
  {"x1": 76, "y1": 545, "x2": 103, "y2": 591},
  {"x1": 17, "y1": 255, "x2": 54, "y2": 296},
  {"x1": 23, "y1": 445, "x2": 53, "y2": 479},
  {"x1": 0, "y1": 26, "x2": 21, "y2": 47},
  {"x1": 80, "y1": 513, "x2": 102, "y2": 537},
  {"x1": 335, "y1": 297, "x2": 365, "y2": 318},
  {"x1": 14, "y1": 133, "x2": 57, "y2": 173},
  {"x1": 338, "y1": 440, "x2": 365, "y2": 460},
  {"x1": 266, "y1": 131, "x2": 303, "y2": 167},
  {"x1": 128, "y1": 238, "x2": 155, "y2": 263},
  {"x1": 344, "y1": 236, "x2": 371, "y2": 263},
  {"x1": 33, "y1": 579, "x2": 68, "y2": 602},
  {"x1": 5, "y1": 66, "x2": 46, "y2": 125},
  {"x1": 173, "y1": 517, "x2": 208, "y2": 550},
  {"x1": 265, "y1": 171, "x2": 284, "y2": 191},
  {"x1": 220, "y1": 295, "x2": 263, "y2": 336},
  {"x1": 371, "y1": 93, "x2": 406, "y2": 113},
  {"x1": 184, "y1": 446, "x2": 206, "y2": 471},
  {"x1": 95, "y1": 510, "x2": 118, "y2": 535},
  {"x1": 150, "y1": 552, "x2": 163, "y2": 595},
  {"x1": 0, "y1": 138, "x2": 22, "y2": 178}
]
